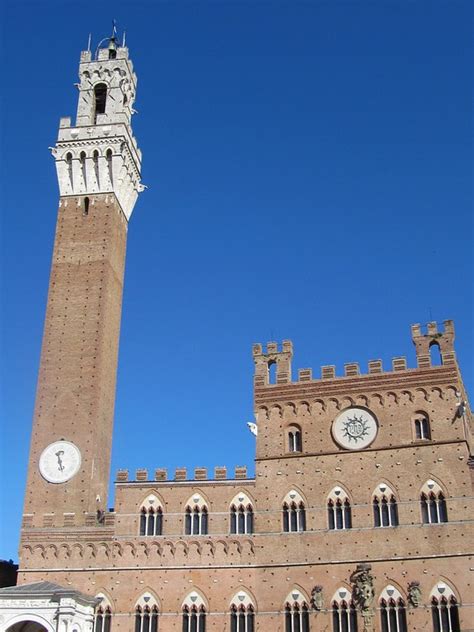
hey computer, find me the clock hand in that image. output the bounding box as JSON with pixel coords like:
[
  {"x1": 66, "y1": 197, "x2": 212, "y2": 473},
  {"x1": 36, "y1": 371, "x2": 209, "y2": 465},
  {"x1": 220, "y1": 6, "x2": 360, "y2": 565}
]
[{"x1": 55, "y1": 450, "x2": 65, "y2": 471}]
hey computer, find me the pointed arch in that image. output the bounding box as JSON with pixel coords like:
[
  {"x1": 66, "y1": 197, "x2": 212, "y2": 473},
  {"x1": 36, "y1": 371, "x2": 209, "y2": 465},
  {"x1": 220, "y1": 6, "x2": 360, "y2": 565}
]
[
  {"x1": 95, "y1": 591, "x2": 113, "y2": 632},
  {"x1": 182, "y1": 589, "x2": 208, "y2": 632},
  {"x1": 284, "y1": 587, "x2": 310, "y2": 632},
  {"x1": 379, "y1": 585, "x2": 407, "y2": 632},
  {"x1": 230, "y1": 589, "x2": 256, "y2": 632},
  {"x1": 139, "y1": 493, "x2": 164, "y2": 536},
  {"x1": 327, "y1": 486, "x2": 352, "y2": 530},
  {"x1": 331, "y1": 586, "x2": 358, "y2": 632},
  {"x1": 282, "y1": 489, "x2": 307, "y2": 533},
  {"x1": 230, "y1": 492, "x2": 254, "y2": 535},
  {"x1": 420, "y1": 479, "x2": 448, "y2": 524},
  {"x1": 134, "y1": 590, "x2": 160, "y2": 632},
  {"x1": 372, "y1": 482, "x2": 399, "y2": 528},
  {"x1": 184, "y1": 492, "x2": 209, "y2": 536}
]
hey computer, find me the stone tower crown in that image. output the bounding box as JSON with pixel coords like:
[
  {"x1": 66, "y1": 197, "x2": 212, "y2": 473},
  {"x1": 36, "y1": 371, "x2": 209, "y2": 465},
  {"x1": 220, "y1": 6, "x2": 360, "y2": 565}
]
[{"x1": 51, "y1": 33, "x2": 143, "y2": 220}]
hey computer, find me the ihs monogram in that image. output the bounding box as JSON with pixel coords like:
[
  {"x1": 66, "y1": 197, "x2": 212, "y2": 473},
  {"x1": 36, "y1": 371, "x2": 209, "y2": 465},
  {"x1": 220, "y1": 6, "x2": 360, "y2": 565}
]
[{"x1": 342, "y1": 414, "x2": 370, "y2": 443}]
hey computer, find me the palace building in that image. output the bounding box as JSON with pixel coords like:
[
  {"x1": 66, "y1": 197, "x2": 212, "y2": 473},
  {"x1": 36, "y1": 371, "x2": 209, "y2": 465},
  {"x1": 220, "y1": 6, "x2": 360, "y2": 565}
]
[{"x1": 0, "y1": 35, "x2": 472, "y2": 632}]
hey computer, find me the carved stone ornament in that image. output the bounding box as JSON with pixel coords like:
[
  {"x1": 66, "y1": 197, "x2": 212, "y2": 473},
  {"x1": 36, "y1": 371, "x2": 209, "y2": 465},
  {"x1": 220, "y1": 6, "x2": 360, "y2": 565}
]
[
  {"x1": 350, "y1": 563, "x2": 375, "y2": 611},
  {"x1": 311, "y1": 585, "x2": 324, "y2": 611},
  {"x1": 408, "y1": 581, "x2": 422, "y2": 607}
]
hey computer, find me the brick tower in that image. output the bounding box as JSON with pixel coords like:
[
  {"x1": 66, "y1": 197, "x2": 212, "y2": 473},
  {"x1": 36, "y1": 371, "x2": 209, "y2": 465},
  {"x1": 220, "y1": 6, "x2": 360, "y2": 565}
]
[{"x1": 22, "y1": 34, "x2": 143, "y2": 530}]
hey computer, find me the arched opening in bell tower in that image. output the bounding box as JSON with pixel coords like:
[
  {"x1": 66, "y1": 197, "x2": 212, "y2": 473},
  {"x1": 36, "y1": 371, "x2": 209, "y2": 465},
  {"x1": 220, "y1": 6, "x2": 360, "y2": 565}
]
[{"x1": 93, "y1": 83, "x2": 108, "y2": 123}]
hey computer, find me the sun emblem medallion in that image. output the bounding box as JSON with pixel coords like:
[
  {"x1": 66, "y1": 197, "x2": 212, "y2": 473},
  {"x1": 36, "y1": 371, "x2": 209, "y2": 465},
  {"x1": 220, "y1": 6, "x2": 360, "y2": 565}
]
[{"x1": 332, "y1": 407, "x2": 378, "y2": 450}]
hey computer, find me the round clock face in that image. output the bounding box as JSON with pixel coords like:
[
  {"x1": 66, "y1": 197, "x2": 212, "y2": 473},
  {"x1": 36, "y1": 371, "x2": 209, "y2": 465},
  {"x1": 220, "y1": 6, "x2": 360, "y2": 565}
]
[
  {"x1": 39, "y1": 441, "x2": 82, "y2": 484},
  {"x1": 332, "y1": 407, "x2": 378, "y2": 450}
]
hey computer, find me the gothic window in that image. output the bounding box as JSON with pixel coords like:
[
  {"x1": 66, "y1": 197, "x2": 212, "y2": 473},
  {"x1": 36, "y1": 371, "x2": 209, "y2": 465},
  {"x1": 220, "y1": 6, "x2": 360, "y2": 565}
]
[
  {"x1": 182, "y1": 592, "x2": 207, "y2": 632},
  {"x1": 230, "y1": 493, "x2": 254, "y2": 534},
  {"x1": 139, "y1": 495, "x2": 163, "y2": 536},
  {"x1": 328, "y1": 488, "x2": 352, "y2": 530},
  {"x1": 420, "y1": 481, "x2": 448, "y2": 524},
  {"x1": 94, "y1": 83, "x2": 108, "y2": 122},
  {"x1": 284, "y1": 590, "x2": 310, "y2": 632},
  {"x1": 430, "y1": 584, "x2": 460, "y2": 632},
  {"x1": 414, "y1": 412, "x2": 431, "y2": 440},
  {"x1": 373, "y1": 484, "x2": 399, "y2": 527},
  {"x1": 135, "y1": 605, "x2": 159, "y2": 632},
  {"x1": 230, "y1": 591, "x2": 256, "y2": 632},
  {"x1": 184, "y1": 495, "x2": 208, "y2": 535},
  {"x1": 287, "y1": 425, "x2": 303, "y2": 453},
  {"x1": 95, "y1": 597, "x2": 112, "y2": 632},
  {"x1": 282, "y1": 490, "x2": 306, "y2": 533},
  {"x1": 379, "y1": 587, "x2": 407, "y2": 632},
  {"x1": 331, "y1": 588, "x2": 358, "y2": 632}
]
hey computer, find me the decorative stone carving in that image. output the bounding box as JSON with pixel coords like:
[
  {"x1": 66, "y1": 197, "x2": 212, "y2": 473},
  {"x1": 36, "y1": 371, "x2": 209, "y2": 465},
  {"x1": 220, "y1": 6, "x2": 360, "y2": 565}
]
[
  {"x1": 311, "y1": 585, "x2": 324, "y2": 611},
  {"x1": 408, "y1": 581, "x2": 422, "y2": 607},
  {"x1": 350, "y1": 563, "x2": 375, "y2": 611}
]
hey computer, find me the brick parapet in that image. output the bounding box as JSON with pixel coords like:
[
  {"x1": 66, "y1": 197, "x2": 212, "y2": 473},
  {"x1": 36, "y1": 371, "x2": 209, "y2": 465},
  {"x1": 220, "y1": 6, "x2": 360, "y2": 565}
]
[
  {"x1": 254, "y1": 364, "x2": 462, "y2": 406},
  {"x1": 116, "y1": 467, "x2": 253, "y2": 484}
]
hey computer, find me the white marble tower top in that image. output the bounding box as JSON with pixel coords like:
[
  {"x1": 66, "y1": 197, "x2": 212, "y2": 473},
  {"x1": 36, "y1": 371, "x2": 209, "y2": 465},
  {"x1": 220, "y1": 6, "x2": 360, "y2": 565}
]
[{"x1": 52, "y1": 39, "x2": 144, "y2": 221}]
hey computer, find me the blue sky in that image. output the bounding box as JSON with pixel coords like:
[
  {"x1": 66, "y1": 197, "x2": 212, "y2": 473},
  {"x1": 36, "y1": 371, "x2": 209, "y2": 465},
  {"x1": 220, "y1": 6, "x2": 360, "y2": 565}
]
[{"x1": 0, "y1": 1, "x2": 472, "y2": 561}]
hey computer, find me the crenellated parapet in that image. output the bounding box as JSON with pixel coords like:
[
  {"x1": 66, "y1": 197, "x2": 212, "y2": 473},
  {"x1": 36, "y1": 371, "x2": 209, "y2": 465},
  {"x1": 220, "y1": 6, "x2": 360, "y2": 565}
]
[
  {"x1": 253, "y1": 322, "x2": 460, "y2": 394},
  {"x1": 116, "y1": 465, "x2": 250, "y2": 484}
]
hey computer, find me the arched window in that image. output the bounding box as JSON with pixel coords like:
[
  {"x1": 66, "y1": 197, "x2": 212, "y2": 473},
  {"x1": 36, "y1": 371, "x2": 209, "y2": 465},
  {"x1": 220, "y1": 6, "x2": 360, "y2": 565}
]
[
  {"x1": 328, "y1": 487, "x2": 352, "y2": 530},
  {"x1": 230, "y1": 591, "x2": 255, "y2": 632},
  {"x1": 139, "y1": 495, "x2": 163, "y2": 536},
  {"x1": 94, "y1": 83, "x2": 108, "y2": 123},
  {"x1": 421, "y1": 481, "x2": 448, "y2": 524},
  {"x1": 373, "y1": 484, "x2": 399, "y2": 527},
  {"x1": 106, "y1": 148, "x2": 113, "y2": 184},
  {"x1": 135, "y1": 605, "x2": 159, "y2": 632},
  {"x1": 287, "y1": 424, "x2": 302, "y2": 453},
  {"x1": 95, "y1": 596, "x2": 112, "y2": 632},
  {"x1": 93, "y1": 149, "x2": 100, "y2": 185},
  {"x1": 184, "y1": 495, "x2": 208, "y2": 535},
  {"x1": 430, "y1": 584, "x2": 460, "y2": 632},
  {"x1": 331, "y1": 588, "x2": 358, "y2": 632},
  {"x1": 380, "y1": 586, "x2": 407, "y2": 632},
  {"x1": 230, "y1": 493, "x2": 254, "y2": 534},
  {"x1": 65, "y1": 151, "x2": 73, "y2": 188},
  {"x1": 79, "y1": 151, "x2": 87, "y2": 183},
  {"x1": 284, "y1": 589, "x2": 310, "y2": 632},
  {"x1": 282, "y1": 490, "x2": 306, "y2": 532},
  {"x1": 429, "y1": 341, "x2": 442, "y2": 366},
  {"x1": 268, "y1": 360, "x2": 277, "y2": 384},
  {"x1": 182, "y1": 592, "x2": 207, "y2": 632},
  {"x1": 414, "y1": 412, "x2": 431, "y2": 440}
]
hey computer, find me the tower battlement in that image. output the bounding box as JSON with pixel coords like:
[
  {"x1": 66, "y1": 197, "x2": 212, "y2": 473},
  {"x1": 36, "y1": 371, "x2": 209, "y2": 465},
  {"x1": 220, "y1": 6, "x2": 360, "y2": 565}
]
[{"x1": 253, "y1": 321, "x2": 459, "y2": 389}]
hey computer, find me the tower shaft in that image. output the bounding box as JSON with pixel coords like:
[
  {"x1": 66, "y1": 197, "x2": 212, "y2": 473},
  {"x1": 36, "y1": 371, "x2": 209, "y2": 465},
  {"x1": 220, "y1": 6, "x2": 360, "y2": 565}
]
[
  {"x1": 24, "y1": 194, "x2": 127, "y2": 518},
  {"x1": 22, "y1": 39, "x2": 142, "y2": 528}
]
